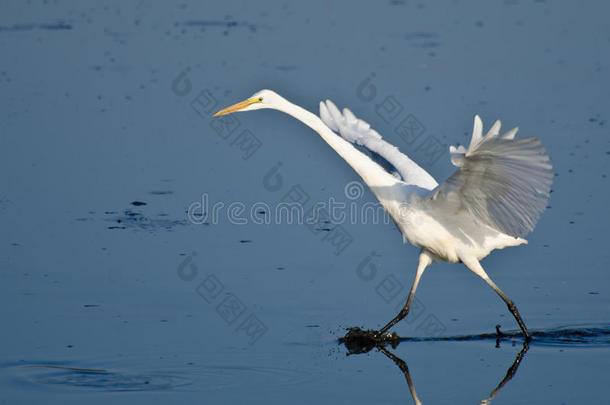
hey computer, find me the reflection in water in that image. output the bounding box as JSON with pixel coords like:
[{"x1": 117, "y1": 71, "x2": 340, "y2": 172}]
[
  {"x1": 479, "y1": 343, "x2": 528, "y2": 405},
  {"x1": 376, "y1": 346, "x2": 424, "y2": 405},
  {"x1": 376, "y1": 343, "x2": 528, "y2": 405},
  {"x1": 339, "y1": 324, "x2": 610, "y2": 403},
  {"x1": 339, "y1": 328, "x2": 535, "y2": 405}
]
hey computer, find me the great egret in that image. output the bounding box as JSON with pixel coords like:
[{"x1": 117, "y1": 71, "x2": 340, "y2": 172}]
[{"x1": 214, "y1": 89, "x2": 552, "y2": 341}]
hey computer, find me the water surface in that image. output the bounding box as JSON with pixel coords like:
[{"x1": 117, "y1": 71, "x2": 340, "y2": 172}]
[{"x1": 1, "y1": 1, "x2": 609, "y2": 403}]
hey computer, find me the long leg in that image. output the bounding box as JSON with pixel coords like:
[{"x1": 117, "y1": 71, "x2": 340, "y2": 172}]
[
  {"x1": 378, "y1": 250, "x2": 433, "y2": 336},
  {"x1": 461, "y1": 256, "x2": 531, "y2": 341}
]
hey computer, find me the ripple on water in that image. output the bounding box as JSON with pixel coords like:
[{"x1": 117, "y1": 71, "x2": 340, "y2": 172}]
[
  {"x1": 531, "y1": 325, "x2": 610, "y2": 348},
  {"x1": 4, "y1": 361, "x2": 313, "y2": 392},
  {"x1": 10, "y1": 364, "x2": 192, "y2": 392},
  {"x1": 392, "y1": 324, "x2": 610, "y2": 348}
]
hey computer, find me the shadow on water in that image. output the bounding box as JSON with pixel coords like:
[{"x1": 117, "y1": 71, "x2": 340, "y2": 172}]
[{"x1": 339, "y1": 324, "x2": 610, "y2": 404}]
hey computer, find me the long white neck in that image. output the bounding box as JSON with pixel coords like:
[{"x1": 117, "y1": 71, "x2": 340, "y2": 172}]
[{"x1": 274, "y1": 99, "x2": 401, "y2": 190}]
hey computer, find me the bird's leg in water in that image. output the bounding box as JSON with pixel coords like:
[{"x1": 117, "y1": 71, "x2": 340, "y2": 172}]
[
  {"x1": 377, "y1": 251, "x2": 432, "y2": 337},
  {"x1": 490, "y1": 283, "x2": 532, "y2": 341},
  {"x1": 377, "y1": 288, "x2": 416, "y2": 337},
  {"x1": 461, "y1": 256, "x2": 532, "y2": 341}
]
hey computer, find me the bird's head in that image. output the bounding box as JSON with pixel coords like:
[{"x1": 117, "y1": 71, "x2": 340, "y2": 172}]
[{"x1": 213, "y1": 89, "x2": 282, "y2": 116}]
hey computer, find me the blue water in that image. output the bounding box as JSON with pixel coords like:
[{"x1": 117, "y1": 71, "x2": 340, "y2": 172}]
[{"x1": 1, "y1": 1, "x2": 609, "y2": 403}]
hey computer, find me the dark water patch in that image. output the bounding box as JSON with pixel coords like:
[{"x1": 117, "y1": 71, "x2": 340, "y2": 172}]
[
  {"x1": 0, "y1": 196, "x2": 10, "y2": 213},
  {"x1": 403, "y1": 32, "x2": 441, "y2": 48},
  {"x1": 588, "y1": 113, "x2": 605, "y2": 126},
  {"x1": 149, "y1": 190, "x2": 173, "y2": 195},
  {"x1": 404, "y1": 32, "x2": 437, "y2": 39},
  {"x1": 0, "y1": 22, "x2": 72, "y2": 32},
  {"x1": 183, "y1": 20, "x2": 257, "y2": 33},
  {"x1": 276, "y1": 65, "x2": 299, "y2": 72},
  {"x1": 105, "y1": 208, "x2": 187, "y2": 231},
  {"x1": 131, "y1": 201, "x2": 147, "y2": 206}
]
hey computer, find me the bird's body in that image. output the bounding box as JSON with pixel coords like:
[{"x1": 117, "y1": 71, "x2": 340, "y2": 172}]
[
  {"x1": 214, "y1": 89, "x2": 552, "y2": 340},
  {"x1": 392, "y1": 192, "x2": 527, "y2": 263}
]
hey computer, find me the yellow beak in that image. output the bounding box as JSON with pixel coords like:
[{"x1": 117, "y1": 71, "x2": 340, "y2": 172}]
[{"x1": 213, "y1": 97, "x2": 261, "y2": 117}]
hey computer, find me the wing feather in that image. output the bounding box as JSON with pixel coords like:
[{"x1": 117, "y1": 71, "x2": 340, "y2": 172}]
[
  {"x1": 319, "y1": 100, "x2": 438, "y2": 190},
  {"x1": 433, "y1": 116, "x2": 553, "y2": 237}
]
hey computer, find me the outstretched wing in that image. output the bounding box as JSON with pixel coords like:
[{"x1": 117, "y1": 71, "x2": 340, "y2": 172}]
[
  {"x1": 319, "y1": 100, "x2": 438, "y2": 190},
  {"x1": 431, "y1": 115, "x2": 553, "y2": 238}
]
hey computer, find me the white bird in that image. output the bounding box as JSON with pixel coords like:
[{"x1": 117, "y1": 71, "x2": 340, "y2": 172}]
[{"x1": 214, "y1": 90, "x2": 553, "y2": 341}]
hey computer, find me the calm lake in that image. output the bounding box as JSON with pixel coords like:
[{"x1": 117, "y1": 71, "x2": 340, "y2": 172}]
[{"x1": 1, "y1": 1, "x2": 609, "y2": 404}]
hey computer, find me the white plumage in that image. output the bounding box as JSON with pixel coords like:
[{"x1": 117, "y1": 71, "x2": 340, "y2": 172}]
[
  {"x1": 214, "y1": 90, "x2": 553, "y2": 341},
  {"x1": 433, "y1": 119, "x2": 553, "y2": 238},
  {"x1": 320, "y1": 100, "x2": 438, "y2": 190}
]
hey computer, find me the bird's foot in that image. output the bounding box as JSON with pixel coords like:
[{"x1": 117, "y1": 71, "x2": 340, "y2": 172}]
[{"x1": 339, "y1": 327, "x2": 399, "y2": 354}]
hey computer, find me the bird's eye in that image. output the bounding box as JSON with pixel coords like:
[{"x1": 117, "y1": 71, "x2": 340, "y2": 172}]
[{"x1": 258, "y1": 97, "x2": 263, "y2": 102}]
